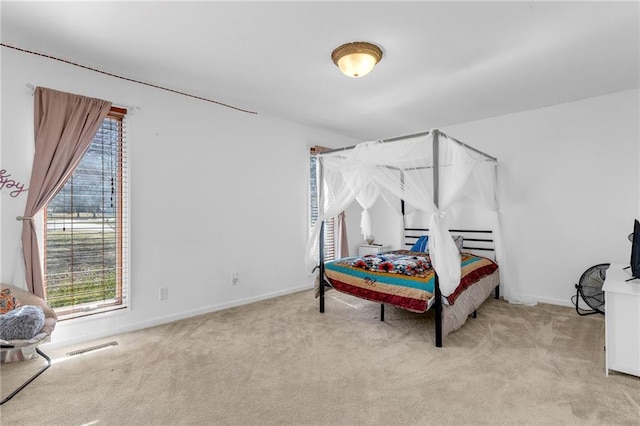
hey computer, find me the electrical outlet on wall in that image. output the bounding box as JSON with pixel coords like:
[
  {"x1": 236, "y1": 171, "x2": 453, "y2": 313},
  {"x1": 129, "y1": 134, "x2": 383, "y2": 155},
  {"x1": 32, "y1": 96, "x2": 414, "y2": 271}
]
[
  {"x1": 159, "y1": 287, "x2": 169, "y2": 301},
  {"x1": 232, "y1": 273, "x2": 239, "y2": 286}
]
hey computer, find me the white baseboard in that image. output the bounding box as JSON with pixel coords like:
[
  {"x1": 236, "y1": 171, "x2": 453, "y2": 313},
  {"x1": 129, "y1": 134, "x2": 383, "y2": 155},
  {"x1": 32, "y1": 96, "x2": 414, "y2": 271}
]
[
  {"x1": 519, "y1": 293, "x2": 575, "y2": 308},
  {"x1": 43, "y1": 283, "x2": 314, "y2": 350}
]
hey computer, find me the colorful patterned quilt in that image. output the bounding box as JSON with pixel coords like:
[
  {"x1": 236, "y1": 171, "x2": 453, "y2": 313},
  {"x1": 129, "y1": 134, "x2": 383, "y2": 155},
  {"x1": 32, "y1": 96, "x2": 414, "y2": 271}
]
[{"x1": 324, "y1": 250, "x2": 498, "y2": 312}]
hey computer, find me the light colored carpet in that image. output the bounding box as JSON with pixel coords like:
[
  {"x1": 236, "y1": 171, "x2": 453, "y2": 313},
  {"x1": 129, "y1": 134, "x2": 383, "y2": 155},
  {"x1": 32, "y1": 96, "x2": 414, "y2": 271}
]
[{"x1": 1, "y1": 289, "x2": 639, "y2": 425}]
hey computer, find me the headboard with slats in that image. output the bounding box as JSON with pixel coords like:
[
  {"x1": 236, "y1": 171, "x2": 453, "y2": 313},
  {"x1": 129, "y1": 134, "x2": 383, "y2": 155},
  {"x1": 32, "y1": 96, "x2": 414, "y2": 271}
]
[{"x1": 404, "y1": 228, "x2": 495, "y2": 259}]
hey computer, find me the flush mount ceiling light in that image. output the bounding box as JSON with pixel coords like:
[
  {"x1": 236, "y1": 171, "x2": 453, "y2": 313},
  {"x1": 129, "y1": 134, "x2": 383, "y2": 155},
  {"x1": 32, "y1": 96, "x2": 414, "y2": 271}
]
[{"x1": 331, "y1": 41, "x2": 383, "y2": 78}]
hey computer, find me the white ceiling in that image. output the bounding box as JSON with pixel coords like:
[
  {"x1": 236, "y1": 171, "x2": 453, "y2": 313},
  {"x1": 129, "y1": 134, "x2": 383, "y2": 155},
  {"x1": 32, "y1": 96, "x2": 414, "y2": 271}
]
[{"x1": 2, "y1": 1, "x2": 639, "y2": 140}]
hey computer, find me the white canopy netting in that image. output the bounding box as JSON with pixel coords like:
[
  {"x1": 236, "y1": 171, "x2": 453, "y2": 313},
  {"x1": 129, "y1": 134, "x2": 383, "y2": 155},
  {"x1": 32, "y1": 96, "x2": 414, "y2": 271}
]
[{"x1": 305, "y1": 129, "x2": 520, "y2": 303}]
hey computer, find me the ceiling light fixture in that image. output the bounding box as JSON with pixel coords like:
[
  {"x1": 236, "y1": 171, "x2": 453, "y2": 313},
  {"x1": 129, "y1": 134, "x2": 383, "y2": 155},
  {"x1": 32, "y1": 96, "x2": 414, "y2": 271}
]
[{"x1": 331, "y1": 41, "x2": 383, "y2": 78}]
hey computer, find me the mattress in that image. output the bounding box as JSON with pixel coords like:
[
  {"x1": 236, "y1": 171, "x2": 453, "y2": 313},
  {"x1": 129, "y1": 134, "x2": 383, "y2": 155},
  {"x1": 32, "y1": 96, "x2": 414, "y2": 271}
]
[{"x1": 324, "y1": 250, "x2": 499, "y2": 313}]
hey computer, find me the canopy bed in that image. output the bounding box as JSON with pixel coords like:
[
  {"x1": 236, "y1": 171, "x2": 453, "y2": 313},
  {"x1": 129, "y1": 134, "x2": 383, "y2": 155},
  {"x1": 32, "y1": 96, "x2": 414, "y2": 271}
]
[{"x1": 305, "y1": 129, "x2": 507, "y2": 347}]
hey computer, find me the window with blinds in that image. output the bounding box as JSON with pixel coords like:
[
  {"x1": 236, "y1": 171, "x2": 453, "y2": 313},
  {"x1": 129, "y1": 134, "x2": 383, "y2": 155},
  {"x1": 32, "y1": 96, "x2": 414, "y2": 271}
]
[
  {"x1": 310, "y1": 147, "x2": 335, "y2": 261},
  {"x1": 44, "y1": 107, "x2": 128, "y2": 320}
]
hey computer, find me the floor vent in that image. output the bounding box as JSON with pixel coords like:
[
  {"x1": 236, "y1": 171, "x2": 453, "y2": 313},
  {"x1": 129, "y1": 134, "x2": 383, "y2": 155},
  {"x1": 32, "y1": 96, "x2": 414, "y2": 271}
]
[{"x1": 66, "y1": 341, "x2": 118, "y2": 357}]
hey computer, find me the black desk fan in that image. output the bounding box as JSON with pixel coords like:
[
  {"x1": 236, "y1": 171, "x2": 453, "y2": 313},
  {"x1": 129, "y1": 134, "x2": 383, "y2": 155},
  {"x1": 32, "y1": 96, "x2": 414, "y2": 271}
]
[
  {"x1": 572, "y1": 231, "x2": 637, "y2": 315},
  {"x1": 573, "y1": 263, "x2": 609, "y2": 316}
]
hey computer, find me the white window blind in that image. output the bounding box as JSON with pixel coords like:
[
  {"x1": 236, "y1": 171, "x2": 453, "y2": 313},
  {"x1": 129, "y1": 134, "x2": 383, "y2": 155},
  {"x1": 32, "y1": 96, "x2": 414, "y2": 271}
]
[
  {"x1": 44, "y1": 107, "x2": 128, "y2": 320},
  {"x1": 310, "y1": 147, "x2": 335, "y2": 261}
]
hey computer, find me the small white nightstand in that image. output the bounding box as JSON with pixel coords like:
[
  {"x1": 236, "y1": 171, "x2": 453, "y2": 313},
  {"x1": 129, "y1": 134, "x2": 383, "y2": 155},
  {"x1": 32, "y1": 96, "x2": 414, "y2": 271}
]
[
  {"x1": 358, "y1": 244, "x2": 392, "y2": 256},
  {"x1": 603, "y1": 264, "x2": 640, "y2": 378}
]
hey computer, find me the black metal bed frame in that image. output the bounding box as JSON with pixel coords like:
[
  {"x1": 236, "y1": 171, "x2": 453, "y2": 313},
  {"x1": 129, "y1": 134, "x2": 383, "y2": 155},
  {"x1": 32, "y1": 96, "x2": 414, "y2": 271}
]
[
  {"x1": 315, "y1": 129, "x2": 499, "y2": 348},
  {"x1": 404, "y1": 227, "x2": 499, "y2": 344},
  {"x1": 318, "y1": 226, "x2": 497, "y2": 347}
]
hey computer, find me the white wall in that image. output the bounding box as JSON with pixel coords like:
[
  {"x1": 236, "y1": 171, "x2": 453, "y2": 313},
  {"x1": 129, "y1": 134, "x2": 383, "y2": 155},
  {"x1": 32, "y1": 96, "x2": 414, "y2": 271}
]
[
  {"x1": 0, "y1": 48, "x2": 357, "y2": 347},
  {"x1": 444, "y1": 89, "x2": 639, "y2": 305}
]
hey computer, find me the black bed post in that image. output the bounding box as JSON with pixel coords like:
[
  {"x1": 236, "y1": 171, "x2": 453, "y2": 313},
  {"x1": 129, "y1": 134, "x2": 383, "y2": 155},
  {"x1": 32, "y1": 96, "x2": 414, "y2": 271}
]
[
  {"x1": 390, "y1": 172, "x2": 405, "y2": 323},
  {"x1": 432, "y1": 129, "x2": 443, "y2": 348},
  {"x1": 319, "y1": 220, "x2": 326, "y2": 313},
  {"x1": 317, "y1": 151, "x2": 326, "y2": 314},
  {"x1": 400, "y1": 170, "x2": 406, "y2": 217},
  {"x1": 434, "y1": 275, "x2": 443, "y2": 347}
]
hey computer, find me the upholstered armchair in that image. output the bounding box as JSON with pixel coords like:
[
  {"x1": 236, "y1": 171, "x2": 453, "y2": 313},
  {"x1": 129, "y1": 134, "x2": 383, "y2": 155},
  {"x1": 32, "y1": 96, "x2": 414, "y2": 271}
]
[{"x1": 0, "y1": 283, "x2": 57, "y2": 404}]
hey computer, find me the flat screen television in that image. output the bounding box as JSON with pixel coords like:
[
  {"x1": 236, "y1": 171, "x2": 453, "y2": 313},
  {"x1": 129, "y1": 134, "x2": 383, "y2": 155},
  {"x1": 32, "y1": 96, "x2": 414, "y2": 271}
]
[{"x1": 630, "y1": 219, "x2": 640, "y2": 281}]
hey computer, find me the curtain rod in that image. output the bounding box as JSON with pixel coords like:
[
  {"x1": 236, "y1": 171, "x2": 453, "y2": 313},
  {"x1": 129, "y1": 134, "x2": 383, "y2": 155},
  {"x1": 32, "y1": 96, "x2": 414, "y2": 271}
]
[
  {"x1": 26, "y1": 83, "x2": 142, "y2": 113},
  {"x1": 319, "y1": 129, "x2": 497, "y2": 162},
  {"x1": 3, "y1": 43, "x2": 257, "y2": 114}
]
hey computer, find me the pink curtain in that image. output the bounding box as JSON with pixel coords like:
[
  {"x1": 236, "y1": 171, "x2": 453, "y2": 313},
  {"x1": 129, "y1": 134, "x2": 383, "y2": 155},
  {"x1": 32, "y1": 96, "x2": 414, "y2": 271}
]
[
  {"x1": 336, "y1": 211, "x2": 349, "y2": 258},
  {"x1": 21, "y1": 87, "x2": 112, "y2": 297}
]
